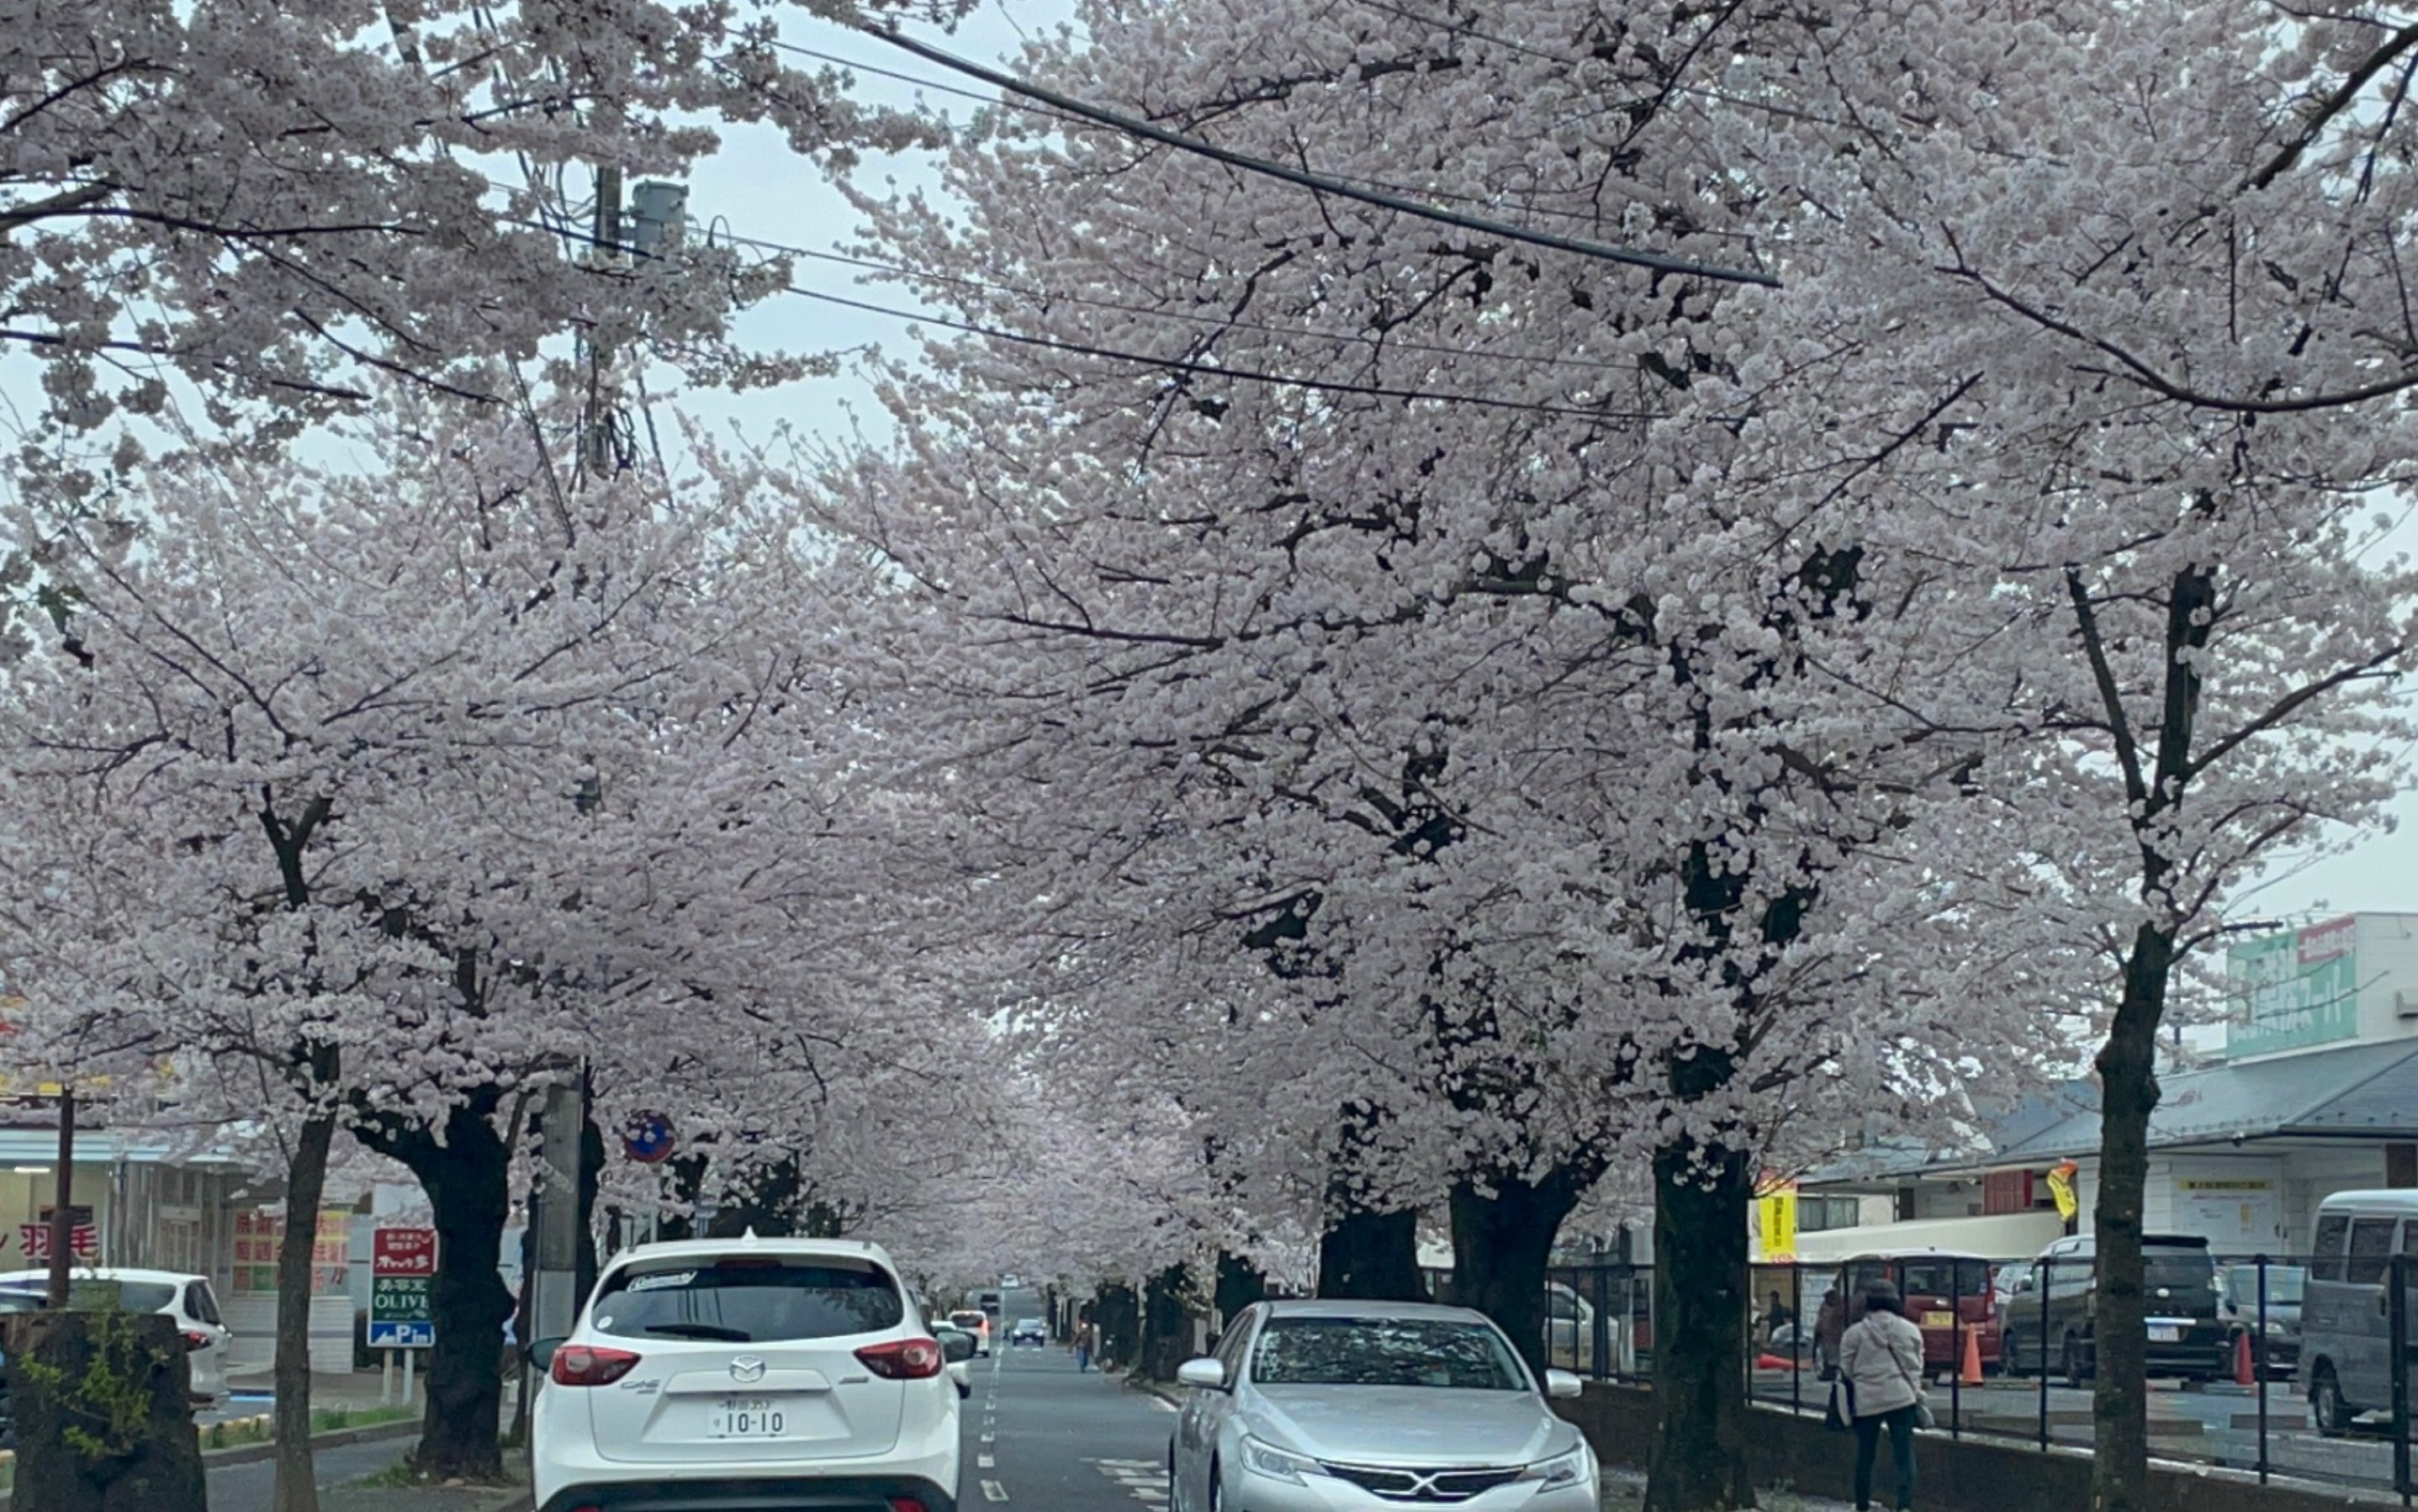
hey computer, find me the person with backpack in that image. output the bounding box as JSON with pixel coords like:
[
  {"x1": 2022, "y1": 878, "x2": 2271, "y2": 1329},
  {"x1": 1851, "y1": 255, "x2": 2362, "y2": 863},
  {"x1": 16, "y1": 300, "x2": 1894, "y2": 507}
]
[{"x1": 1837, "y1": 1280, "x2": 1928, "y2": 1511}]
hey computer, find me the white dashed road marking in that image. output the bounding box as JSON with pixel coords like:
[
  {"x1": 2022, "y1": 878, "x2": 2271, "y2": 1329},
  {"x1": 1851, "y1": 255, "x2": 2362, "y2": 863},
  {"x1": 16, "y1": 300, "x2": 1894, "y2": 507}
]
[
  {"x1": 1093, "y1": 1458, "x2": 1172, "y2": 1506},
  {"x1": 981, "y1": 1479, "x2": 1009, "y2": 1502}
]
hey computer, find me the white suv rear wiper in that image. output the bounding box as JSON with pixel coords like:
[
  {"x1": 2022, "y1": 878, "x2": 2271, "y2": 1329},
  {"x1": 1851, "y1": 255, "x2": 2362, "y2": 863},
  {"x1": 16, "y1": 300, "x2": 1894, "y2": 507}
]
[{"x1": 640, "y1": 1322, "x2": 753, "y2": 1342}]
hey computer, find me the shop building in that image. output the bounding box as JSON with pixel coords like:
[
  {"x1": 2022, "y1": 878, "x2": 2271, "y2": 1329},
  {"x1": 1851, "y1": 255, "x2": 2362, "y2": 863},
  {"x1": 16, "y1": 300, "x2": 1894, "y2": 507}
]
[{"x1": 1779, "y1": 913, "x2": 2418, "y2": 1262}]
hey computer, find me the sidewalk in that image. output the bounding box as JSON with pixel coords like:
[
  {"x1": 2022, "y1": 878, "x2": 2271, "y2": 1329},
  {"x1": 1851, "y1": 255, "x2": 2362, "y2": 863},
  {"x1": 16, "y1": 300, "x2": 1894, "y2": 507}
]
[
  {"x1": 1601, "y1": 1467, "x2": 1849, "y2": 1510},
  {"x1": 222, "y1": 1366, "x2": 430, "y2": 1414}
]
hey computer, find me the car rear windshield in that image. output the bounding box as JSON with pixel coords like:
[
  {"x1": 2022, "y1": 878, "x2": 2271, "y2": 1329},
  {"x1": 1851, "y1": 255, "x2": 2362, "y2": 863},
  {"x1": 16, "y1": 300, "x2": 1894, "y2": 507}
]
[
  {"x1": 590, "y1": 1257, "x2": 903, "y2": 1344},
  {"x1": 2227, "y1": 1267, "x2": 2304, "y2": 1304},
  {"x1": 2144, "y1": 1250, "x2": 2216, "y2": 1294},
  {"x1": 950, "y1": 1311, "x2": 987, "y2": 1327},
  {"x1": 1251, "y1": 1317, "x2": 1526, "y2": 1391},
  {"x1": 1897, "y1": 1260, "x2": 1992, "y2": 1300}
]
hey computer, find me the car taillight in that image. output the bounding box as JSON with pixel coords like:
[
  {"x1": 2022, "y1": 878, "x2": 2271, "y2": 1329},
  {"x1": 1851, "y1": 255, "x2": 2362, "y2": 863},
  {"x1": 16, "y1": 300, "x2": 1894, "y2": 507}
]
[
  {"x1": 888, "y1": 1499, "x2": 929, "y2": 1512},
  {"x1": 855, "y1": 1337, "x2": 944, "y2": 1380},
  {"x1": 550, "y1": 1345, "x2": 643, "y2": 1387},
  {"x1": 182, "y1": 1330, "x2": 211, "y2": 1352}
]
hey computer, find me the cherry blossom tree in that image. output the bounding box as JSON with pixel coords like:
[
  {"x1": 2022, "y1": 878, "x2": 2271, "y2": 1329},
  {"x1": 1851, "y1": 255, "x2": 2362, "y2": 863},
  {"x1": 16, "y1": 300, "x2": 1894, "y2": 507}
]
[
  {"x1": 0, "y1": 379, "x2": 866, "y2": 1502},
  {"x1": 0, "y1": 0, "x2": 955, "y2": 463},
  {"x1": 800, "y1": 3, "x2": 2087, "y2": 1477},
  {"x1": 1710, "y1": 8, "x2": 2418, "y2": 1504}
]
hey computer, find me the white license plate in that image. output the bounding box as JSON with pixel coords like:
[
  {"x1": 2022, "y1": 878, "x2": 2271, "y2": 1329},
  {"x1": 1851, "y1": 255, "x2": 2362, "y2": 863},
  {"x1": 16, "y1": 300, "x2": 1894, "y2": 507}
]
[
  {"x1": 2147, "y1": 1324, "x2": 2179, "y2": 1343},
  {"x1": 707, "y1": 1397, "x2": 788, "y2": 1438}
]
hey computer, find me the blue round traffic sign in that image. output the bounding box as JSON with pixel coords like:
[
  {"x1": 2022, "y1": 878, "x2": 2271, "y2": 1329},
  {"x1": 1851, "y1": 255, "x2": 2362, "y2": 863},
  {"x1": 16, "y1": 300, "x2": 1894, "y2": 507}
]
[{"x1": 623, "y1": 1112, "x2": 675, "y2": 1165}]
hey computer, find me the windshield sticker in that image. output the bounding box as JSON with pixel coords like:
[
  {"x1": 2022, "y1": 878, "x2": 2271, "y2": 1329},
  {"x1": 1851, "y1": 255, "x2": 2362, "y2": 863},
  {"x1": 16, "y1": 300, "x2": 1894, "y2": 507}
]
[{"x1": 625, "y1": 1271, "x2": 695, "y2": 1293}]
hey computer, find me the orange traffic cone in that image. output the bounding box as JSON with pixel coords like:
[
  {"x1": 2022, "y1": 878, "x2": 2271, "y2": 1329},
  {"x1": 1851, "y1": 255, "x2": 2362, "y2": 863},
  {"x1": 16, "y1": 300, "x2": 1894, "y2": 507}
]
[
  {"x1": 1959, "y1": 1325, "x2": 1983, "y2": 1387},
  {"x1": 2234, "y1": 1330, "x2": 2256, "y2": 1386}
]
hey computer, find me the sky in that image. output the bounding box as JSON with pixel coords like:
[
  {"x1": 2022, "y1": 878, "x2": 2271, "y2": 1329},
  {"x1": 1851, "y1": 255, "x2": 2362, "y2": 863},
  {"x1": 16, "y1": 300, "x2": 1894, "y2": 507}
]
[{"x1": 4, "y1": 0, "x2": 2415, "y2": 926}]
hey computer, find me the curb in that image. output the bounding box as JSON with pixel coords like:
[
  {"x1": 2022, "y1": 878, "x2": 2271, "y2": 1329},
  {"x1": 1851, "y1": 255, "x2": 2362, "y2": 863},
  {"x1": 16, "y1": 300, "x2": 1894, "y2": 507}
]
[
  {"x1": 1126, "y1": 1374, "x2": 1185, "y2": 1409},
  {"x1": 0, "y1": 1418, "x2": 420, "y2": 1512},
  {"x1": 198, "y1": 1414, "x2": 423, "y2": 1469}
]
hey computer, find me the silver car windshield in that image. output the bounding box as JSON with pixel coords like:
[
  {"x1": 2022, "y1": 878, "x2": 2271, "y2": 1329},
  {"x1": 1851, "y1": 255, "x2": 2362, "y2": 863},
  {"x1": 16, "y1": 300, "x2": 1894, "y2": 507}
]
[{"x1": 1250, "y1": 1318, "x2": 1526, "y2": 1390}]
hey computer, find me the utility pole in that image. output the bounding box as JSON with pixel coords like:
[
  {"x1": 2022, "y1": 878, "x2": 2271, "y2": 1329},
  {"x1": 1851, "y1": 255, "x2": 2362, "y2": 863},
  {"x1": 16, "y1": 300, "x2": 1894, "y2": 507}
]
[
  {"x1": 46, "y1": 1086, "x2": 73, "y2": 1307},
  {"x1": 532, "y1": 1076, "x2": 584, "y2": 1345},
  {"x1": 582, "y1": 161, "x2": 623, "y2": 479}
]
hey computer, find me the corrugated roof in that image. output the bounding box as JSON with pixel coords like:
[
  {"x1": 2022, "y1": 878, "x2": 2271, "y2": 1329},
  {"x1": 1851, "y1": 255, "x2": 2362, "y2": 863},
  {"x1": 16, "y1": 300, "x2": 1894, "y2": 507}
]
[
  {"x1": 1800, "y1": 1081, "x2": 2098, "y2": 1187},
  {"x1": 1986, "y1": 1039, "x2": 2418, "y2": 1166},
  {"x1": 1798, "y1": 1041, "x2": 2418, "y2": 1187}
]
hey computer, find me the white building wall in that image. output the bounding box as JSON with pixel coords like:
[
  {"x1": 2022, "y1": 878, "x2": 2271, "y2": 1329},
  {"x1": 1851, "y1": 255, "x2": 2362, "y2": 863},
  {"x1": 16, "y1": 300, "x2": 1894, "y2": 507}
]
[
  {"x1": 2279, "y1": 1146, "x2": 2392, "y2": 1253},
  {"x1": 2357, "y1": 913, "x2": 2418, "y2": 1044}
]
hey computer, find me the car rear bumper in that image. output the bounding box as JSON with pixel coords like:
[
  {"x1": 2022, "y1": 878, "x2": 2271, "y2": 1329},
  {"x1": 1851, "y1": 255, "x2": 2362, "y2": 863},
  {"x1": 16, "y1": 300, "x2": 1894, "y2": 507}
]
[{"x1": 537, "y1": 1477, "x2": 955, "y2": 1512}]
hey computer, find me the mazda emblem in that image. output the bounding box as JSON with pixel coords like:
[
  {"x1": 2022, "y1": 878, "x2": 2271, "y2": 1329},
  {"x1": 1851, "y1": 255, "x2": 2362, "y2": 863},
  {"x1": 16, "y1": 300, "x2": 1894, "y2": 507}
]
[{"x1": 729, "y1": 1356, "x2": 766, "y2": 1383}]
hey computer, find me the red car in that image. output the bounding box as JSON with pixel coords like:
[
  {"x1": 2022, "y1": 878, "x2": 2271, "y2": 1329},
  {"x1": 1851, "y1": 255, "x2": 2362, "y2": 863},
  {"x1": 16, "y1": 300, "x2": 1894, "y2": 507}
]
[{"x1": 1812, "y1": 1250, "x2": 1999, "y2": 1378}]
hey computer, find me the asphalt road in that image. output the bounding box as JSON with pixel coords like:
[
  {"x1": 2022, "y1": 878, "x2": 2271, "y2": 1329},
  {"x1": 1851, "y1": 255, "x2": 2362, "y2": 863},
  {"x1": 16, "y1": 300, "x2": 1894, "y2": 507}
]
[
  {"x1": 971, "y1": 1285, "x2": 1181, "y2": 1512},
  {"x1": 207, "y1": 1434, "x2": 426, "y2": 1511}
]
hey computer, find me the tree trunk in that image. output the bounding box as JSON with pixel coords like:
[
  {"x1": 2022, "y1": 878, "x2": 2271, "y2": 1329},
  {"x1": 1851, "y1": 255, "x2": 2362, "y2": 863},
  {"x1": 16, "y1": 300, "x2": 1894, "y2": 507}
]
[
  {"x1": 1449, "y1": 1171, "x2": 1580, "y2": 1380},
  {"x1": 1140, "y1": 1265, "x2": 1193, "y2": 1381},
  {"x1": 1213, "y1": 1253, "x2": 1267, "y2": 1325},
  {"x1": 372, "y1": 1102, "x2": 515, "y2": 1482},
  {"x1": 2091, "y1": 923, "x2": 2170, "y2": 1512},
  {"x1": 5, "y1": 1310, "x2": 207, "y2": 1512},
  {"x1": 272, "y1": 1107, "x2": 339, "y2": 1512},
  {"x1": 1317, "y1": 1207, "x2": 1422, "y2": 1300},
  {"x1": 1093, "y1": 1282, "x2": 1140, "y2": 1371},
  {"x1": 1643, "y1": 1135, "x2": 1755, "y2": 1512},
  {"x1": 574, "y1": 1107, "x2": 605, "y2": 1304}
]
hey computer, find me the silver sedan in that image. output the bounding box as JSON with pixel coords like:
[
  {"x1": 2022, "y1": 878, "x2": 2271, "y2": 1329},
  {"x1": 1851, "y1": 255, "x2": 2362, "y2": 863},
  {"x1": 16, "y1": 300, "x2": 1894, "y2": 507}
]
[{"x1": 1169, "y1": 1298, "x2": 1597, "y2": 1512}]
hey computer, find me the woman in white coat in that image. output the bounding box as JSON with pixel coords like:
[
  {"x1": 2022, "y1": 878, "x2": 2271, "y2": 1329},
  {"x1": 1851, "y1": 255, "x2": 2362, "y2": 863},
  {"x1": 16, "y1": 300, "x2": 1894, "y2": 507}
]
[{"x1": 1837, "y1": 1280, "x2": 1927, "y2": 1511}]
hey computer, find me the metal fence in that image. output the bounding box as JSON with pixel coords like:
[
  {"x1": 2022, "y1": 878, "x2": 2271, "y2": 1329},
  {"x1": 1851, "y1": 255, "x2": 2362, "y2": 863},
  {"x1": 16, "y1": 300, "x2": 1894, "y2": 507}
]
[{"x1": 1525, "y1": 1254, "x2": 2410, "y2": 1501}]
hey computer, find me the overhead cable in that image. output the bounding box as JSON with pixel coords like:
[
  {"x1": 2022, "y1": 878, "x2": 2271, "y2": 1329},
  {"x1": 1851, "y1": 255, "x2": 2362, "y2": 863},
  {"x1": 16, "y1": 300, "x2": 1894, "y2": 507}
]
[{"x1": 860, "y1": 24, "x2": 1781, "y2": 288}]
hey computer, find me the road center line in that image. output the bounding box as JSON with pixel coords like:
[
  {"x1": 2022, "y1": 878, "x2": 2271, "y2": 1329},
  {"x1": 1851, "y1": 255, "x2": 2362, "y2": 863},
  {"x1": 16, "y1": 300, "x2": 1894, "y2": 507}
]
[{"x1": 981, "y1": 1478, "x2": 1009, "y2": 1502}]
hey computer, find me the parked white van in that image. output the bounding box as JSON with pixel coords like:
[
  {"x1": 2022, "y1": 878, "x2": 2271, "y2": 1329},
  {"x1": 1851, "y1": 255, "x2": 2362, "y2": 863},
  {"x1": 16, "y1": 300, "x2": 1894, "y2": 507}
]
[{"x1": 2301, "y1": 1190, "x2": 2418, "y2": 1437}]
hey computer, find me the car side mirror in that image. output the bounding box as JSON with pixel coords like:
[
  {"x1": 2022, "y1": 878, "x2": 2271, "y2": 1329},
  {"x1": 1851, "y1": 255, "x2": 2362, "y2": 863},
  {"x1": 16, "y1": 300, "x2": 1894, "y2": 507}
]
[
  {"x1": 529, "y1": 1337, "x2": 563, "y2": 1372},
  {"x1": 942, "y1": 1332, "x2": 976, "y2": 1363},
  {"x1": 1545, "y1": 1369, "x2": 1585, "y2": 1400},
  {"x1": 1176, "y1": 1357, "x2": 1228, "y2": 1390}
]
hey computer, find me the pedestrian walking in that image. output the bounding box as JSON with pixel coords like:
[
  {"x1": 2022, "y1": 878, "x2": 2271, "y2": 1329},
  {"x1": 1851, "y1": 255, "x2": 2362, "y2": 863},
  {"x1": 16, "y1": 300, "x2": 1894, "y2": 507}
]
[
  {"x1": 1074, "y1": 1320, "x2": 1093, "y2": 1372},
  {"x1": 1838, "y1": 1280, "x2": 1927, "y2": 1512},
  {"x1": 1763, "y1": 1289, "x2": 1796, "y2": 1345}
]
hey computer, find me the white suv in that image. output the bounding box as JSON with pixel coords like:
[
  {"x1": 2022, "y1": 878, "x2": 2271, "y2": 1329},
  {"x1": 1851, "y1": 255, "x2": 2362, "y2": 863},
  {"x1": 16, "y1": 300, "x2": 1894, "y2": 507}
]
[
  {"x1": 0, "y1": 1267, "x2": 232, "y2": 1402},
  {"x1": 531, "y1": 1235, "x2": 960, "y2": 1512}
]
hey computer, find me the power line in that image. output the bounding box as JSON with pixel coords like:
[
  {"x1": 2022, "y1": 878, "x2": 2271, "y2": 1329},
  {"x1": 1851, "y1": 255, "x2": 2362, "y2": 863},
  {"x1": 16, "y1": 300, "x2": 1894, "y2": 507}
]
[
  {"x1": 754, "y1": 31, "x2": 1646, "y2": 235},
  {"x1": 527, "y1": 216, "x2": 1670, "y2": 421},
  {"x1": 860, "y1": 24, "x2": 1780, "y2": 288},
  {"x1": 1336, "y1": 0, "x2": 1576, "y2": 64},
  {"x1": 706, "y1": 228, "x2": 1638, "y2": 374},
  {"x1": 773, "y1": 276, "x2": 1668, "y2": 421}
]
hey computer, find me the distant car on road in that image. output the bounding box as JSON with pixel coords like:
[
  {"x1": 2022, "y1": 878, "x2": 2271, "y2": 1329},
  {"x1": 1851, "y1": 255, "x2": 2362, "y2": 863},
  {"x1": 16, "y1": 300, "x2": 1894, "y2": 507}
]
[
  {"x1": 932, "y1": 1324, "x2": 979, "y2": 1398},
  {"x1": 978, "y1": 1290, "x2": 1002, "y2": 1317},
  {"x1": 1010, "y1": 1318, "x2": 1047, "y2": 1348},
  {"x1": 949, "y1": 1308, "x2": 993, "y2": 1356},
  {"x1": 2217, "y1": 1262, "x2": 2302, "y2": 1379},
  {"x1": 1169, "y1": 1298, "x2": 1596, "y2": 1512},
  {"x1": 0, "y1": 1267, "x2": 231, "y2": 1403}
]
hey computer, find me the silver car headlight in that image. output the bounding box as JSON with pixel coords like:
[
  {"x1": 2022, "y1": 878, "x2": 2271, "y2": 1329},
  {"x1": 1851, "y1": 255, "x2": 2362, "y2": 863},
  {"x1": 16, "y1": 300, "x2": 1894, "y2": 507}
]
[
  {"x1": 2262, "y1": 1319, "x2": 2288, "y2": 1336},
  {"x1": 1523, "y1": 1444, "x2": 1593, "y2": 1490},
  {"x1": 1240, "y1": 1435, "x2": 1321, "y2": 1484}
]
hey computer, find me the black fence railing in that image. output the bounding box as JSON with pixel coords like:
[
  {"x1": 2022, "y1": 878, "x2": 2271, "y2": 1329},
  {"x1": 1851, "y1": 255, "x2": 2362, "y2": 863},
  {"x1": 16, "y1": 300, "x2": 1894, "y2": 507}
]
[{"x1": 1507, "y1": 1254, "x2": 2405, "y2": 1500}]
